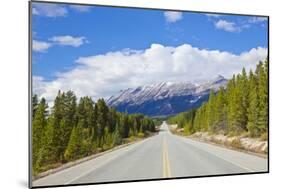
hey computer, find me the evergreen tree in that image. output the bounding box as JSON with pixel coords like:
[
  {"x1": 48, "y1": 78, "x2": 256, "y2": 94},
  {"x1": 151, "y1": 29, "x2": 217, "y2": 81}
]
[
  {"x1": 32, "y1": 98, "x2": 48, "y2": 173},
  {"x1": 108, "y1": 108, "x2": 118, "y2": 133},
  {"x1": 60, "y1": 91, "x2": 77, "y2": 161},
  {"x1": 92, "y1": 102, "x2": 99, "y2": 141},
  {"x1": 247, "y1": 70, "x2": 260, "y2": 137},
  {"x1": 129, "y1": 127, "x2": 134, "y2": 137},
  {"x1": 32, "y1": 90, "x2": 157, "y2": 176},
  {"x1": 113, "y1": 123, "x2": 122, "y2": 145},
  {"x1": 32, "y1": 94, "x2": 39, "y2": 119},
  {"x1": 226, "y1": 75, "x2": 239, "y2": 133},
  {"x1": 257, "y1": 61, "x2": 268, "y2": 133},
  {"x1": 236, "y1": 68, "x2": 249, "y2": 131},
  {"x1": 213, "y1": 88, "x2": 227, "y2": 132},
  {"x1": 77, "y1": 96, "x2": 95, "y2": 138},
  {"x1": 64, "y1": 123, "x2": 83, "y2": 161},
  {"x1": 35, "y1": 115, "x2": 57, "y2": 172},
  {"x1": 96, "y1": 99, "x2": 109, "y2": 138},
  {"x1": 168, "y1": 59, "x2": 268, "y2": 138},
  {"x1": 234, "y1": 74, "x2": 247, "y2": 132},
  {"x1": 207, "y1": 90, "x2": 216, "y2": 131}
]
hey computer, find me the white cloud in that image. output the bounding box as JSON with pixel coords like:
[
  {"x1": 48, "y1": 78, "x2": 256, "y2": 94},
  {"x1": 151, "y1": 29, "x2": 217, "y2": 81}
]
[
  {"x1": 49, "y1": 35, "x2": 88, "y2": 47},
  {"x1": 215, "y1": 19, "x2": 241, "y2": 32},
  {"x1": 33, "y1": 43, "x2": 268, "y2": 103},
  {"x1": 164, "y1": 11, "x2": 183, "y2": 23},
  {"x1": 205, "y1": 14, "x2": 221, "y2": 18},
  {"x1": 32, "y1": 40, "x2": 52, "y2": 52},
  {"x1": 32, "y1": 35, "x2": 88, "y2": 52},
  {"x1": 248, "y1": 17, "x2": 268, "y2": 23},
  {"x1": 33, "y1": 76, "x2": 47, "y2": 95},
  {"x1": 32, "y1": 3, "x2": 92, "y2": 17},
  {"x1": 32, "y1": 3, "x2": 68, "y2": 17},
  {"x1": 210, "y1": 16, "x2": 267, "y2": 32},
  {"x1": 69, "y1": 5, "x2": 91, "y2": 12},
  {"x1": 32, "y1": 8, "x2": 39, "y2": 15}
]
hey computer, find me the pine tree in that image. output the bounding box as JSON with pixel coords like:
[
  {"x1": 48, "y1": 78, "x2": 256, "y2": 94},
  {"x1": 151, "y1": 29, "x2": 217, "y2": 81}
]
[
  {"x1": 129, "y1": 127, "x2": 134, "y2": 137},
  {"x1": 31, "y1": 91, "x2": 161, "y2": 175},
  {"x1": 113, "y1": 123, "x2": 122, "y2": 145},
  {"x1": 168, "y1": 59, "x2": 268, "y2": 138},
  {"x1": 226, "y1": 75, "x2": 239, "y2": 133},
  {"x1": 50, "y1": 91, "x2": 77, "y2": 162},
  {"x1": 213, "y1": 88, "x2": 227, "y2": 132},
  {"x1": 239, "y1": 68, "x2": 249, "y2": 129},
  {"x1": 96, "y1": 99, "x2": 109, "y2": 139},
  {"x1": 32, "y1": 94, "x2": 39, "y2": 119},
  {"x1": 76, "y1": 96, "x2": 95, "y2": 142},
  {"x1": 64, "y1": 123, "x2": 83, "y2": 161},
  {"x1": 206, "y1": 90, "x2": 216, "y2": 131},
  {"x1": 234, "y1": 74, "x2": 248, "y2": 132},
  {"x1": 247, "y1": 70, "x2": 260, "y2": 137},
  {"x1": 133, "y1": 118, "x2": 138, "y2": 136},
  {"x1": 35, "y1": 115, "x2": 57, "y2": 172},
  {"x1": 257, "y1": 61, "x2": 268, "y2": 134},
  {"x1": 92, "y1": 102, "x2": 99, "y2": 141},
  {"x1": 60, "y1": 91, "x2": 77, "y2": 161},
  {"x1": 108, "y1": 108, "x2": 117, "y2": 133},
  {"x1": 32, "y1": 97, "x2": 48, "y2": 173},
  {"x1": 102, "y1": 127, "x2": 111, "y2": 150}
]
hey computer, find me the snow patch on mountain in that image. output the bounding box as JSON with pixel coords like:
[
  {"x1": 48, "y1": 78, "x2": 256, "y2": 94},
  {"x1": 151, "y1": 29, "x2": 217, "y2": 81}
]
[{"x1": 107, "y1": 75, "x2": 228, "y2": 116}]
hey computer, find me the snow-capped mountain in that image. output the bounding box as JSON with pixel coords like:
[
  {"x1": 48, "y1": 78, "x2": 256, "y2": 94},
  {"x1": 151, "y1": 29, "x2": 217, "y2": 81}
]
[{"x1": 107, "y1": 75, "x2": 228, "y2": 117}]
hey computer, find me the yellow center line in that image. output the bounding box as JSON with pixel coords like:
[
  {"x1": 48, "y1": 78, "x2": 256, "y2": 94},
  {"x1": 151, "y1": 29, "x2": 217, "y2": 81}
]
[{"x1": 162, "y1": 136, "x2": 172, "y2": 178}]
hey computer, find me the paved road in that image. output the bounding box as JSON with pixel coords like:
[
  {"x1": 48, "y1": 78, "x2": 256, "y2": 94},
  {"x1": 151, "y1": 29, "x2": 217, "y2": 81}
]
[{"x1": 33, "y1": 122, "x2": 268, "y2": 187}]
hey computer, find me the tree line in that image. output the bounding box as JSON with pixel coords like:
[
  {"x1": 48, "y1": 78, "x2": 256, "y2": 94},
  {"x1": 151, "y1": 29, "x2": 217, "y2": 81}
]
[
  {"x1": 168, "y1": 59, "x2": 268, "y2": 139},
  {"x1": 32, "y1": 91, "x2": 156, "y2": 175}
]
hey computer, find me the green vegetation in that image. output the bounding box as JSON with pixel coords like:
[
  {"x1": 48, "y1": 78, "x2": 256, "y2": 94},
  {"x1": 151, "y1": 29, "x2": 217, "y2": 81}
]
[
  {"x1": 32, "y1": 92, "x2": 156, "y2": 175},
  {"x1": 152, "y1": 117, "x2": 166, "y2": 128},
  {"x1": 168, "y1": 59, "x2": 268, "y2": 138}
]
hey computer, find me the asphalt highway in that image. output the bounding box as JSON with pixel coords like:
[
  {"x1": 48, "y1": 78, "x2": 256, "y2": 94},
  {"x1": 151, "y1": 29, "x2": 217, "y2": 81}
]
[{"x1": 33, "y1": 122, "x2": 267, "y2": 187}]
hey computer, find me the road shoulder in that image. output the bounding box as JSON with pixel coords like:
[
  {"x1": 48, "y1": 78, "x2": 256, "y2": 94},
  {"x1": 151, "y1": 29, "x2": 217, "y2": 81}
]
[{"x1": 167, "y1": 124, "x2": 268, "y2": 159}]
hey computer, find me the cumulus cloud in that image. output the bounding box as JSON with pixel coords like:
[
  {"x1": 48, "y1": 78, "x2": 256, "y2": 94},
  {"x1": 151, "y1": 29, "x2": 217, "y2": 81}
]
[
  {"x1": 205, "y1": 13, "x2": 221, "y2": 18},
  {"x1": 33, "y1": 40, "x2": 52, "y2": 52},
  {"x1": 33, "y1": 43, "x2": 268, "y2": 103},
  {"x1": 32, "y1": 3, "x2": 68, "y2": 17},
  {"x1": 69, "y1": 5, "x2": 91, "y2": 12},
  {"x1": 210, "y1": 16, "x2": 267, "y2": 32},
  {"x1": 164, "y1": 11, "x2": 183, "y2": 23},
  {"x1": 32, "y1": 3, "x2": 92, "y2": 17},
  {"x1": 49, "y1": 35, "x2": 88, "y2": 47},
  {"x1": 32, "y1": 35, "x2": 88, "y2": 52},
  {"x1": 215, "y1": 19, "x2": 241, "y2": 32},
  {"x1": 33, "y1": 76, "x2": 47, "y2": 95},
  {"x1": 248, "y1": 16, "x2": 268, "y2": 23}
]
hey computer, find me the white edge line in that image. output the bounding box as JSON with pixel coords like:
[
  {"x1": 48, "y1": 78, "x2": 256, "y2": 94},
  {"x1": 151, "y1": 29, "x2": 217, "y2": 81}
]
[
  {"x1": 65, "y1": 136, "x2": 153, "y2": 184},
  {"x1": 176, "y1": 135, "x2": 256, "y2": 172}
]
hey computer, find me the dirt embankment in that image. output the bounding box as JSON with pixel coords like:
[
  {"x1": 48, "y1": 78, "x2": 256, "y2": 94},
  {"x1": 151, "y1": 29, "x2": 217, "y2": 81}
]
[
  {"x1": 168, "y1": 124, "x2": 268, "y2": 156},
  {"x1": 190, "y1": 132, "x2": 268, "y2": 155}
]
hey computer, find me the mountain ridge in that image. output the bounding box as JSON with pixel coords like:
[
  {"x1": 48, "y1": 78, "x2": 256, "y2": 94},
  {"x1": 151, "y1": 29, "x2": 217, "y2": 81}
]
[{"x1": 107, "y1": 75, "x2": 228, "y2": 117}]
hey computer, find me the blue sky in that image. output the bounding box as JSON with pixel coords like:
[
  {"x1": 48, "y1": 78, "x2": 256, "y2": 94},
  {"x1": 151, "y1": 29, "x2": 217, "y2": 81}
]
[{"x1": 32, "y1": 2, "x2": 268, "y2": 101}]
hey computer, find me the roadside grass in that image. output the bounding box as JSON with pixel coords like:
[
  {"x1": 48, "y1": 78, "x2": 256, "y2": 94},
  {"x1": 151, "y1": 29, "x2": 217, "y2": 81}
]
[
  {"x1": 34, "y1": 162, "x2": 63, "y2": 177},
  {"x1": 260, "y1": 132, "x2": 268, "y2": 141},
  {"x1": 230, "y1": 138, "x2": 243, "y2": 149},
  {"x1": 168, "y1": 123, "x2": 268, "y2": 155}
]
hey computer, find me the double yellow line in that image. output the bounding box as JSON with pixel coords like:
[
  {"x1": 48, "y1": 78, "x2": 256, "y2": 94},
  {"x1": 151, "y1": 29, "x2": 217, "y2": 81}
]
[{"x1": 162, "y1": 136, "x2": 172, "y2": 178}]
